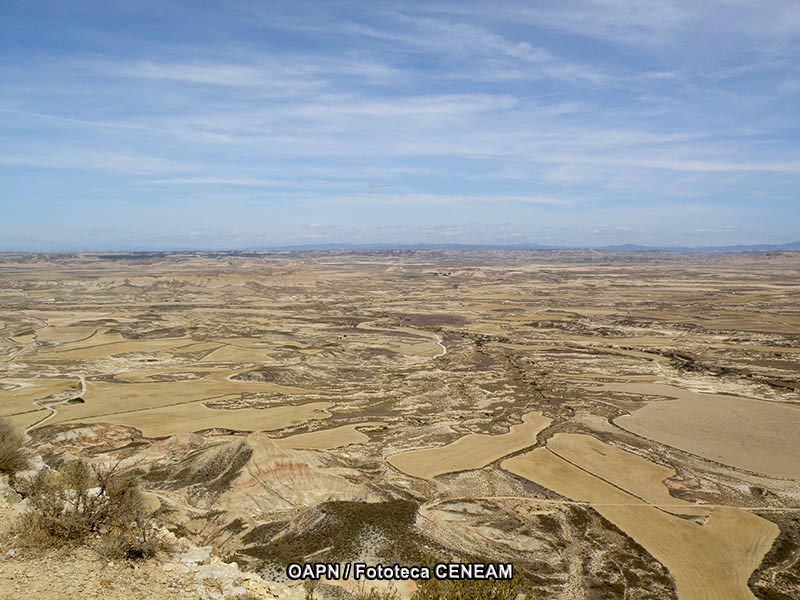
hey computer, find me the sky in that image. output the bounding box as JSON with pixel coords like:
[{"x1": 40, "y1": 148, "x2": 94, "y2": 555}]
[{"x1": 1, "y1": 0, "x2": 799, "y2": 250}]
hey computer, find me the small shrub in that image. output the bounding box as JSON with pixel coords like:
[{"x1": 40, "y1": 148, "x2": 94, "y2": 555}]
[
  {"x1": 16, "y1": 458, "x2": 165, "y2": 559},
  {"x1": 354, "y1": 584, "x2": 400, "y2": 600},
  {"x1": 0, "y1": 418, "x2": 29, "y2": 478},
  {"x1": 96, "y1": 526, "x2": 168, "y2": 561},
  {"x1": 412, "y1": 577, "x2": 535, "y2": 600},
  {"x1": 304, "y1": 580, "x2": 318, "y2": 600}
]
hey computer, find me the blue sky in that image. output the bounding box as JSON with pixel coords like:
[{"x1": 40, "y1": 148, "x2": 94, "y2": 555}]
[{"x1": 1, "y1": 0, "x2": 799, "y2": 250}]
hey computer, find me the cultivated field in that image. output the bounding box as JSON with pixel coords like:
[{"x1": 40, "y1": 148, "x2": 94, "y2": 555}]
[
  {"x1": 76, "y1": 399, "x2": 333, "y2": 438},
  {"x1": 276, "y1": 423, "x2": 380, "y2": 450},
  {"x1": 388, "y1": 411, "x2": 551, "y2": 480},
  {"x1": 544, "y1": 433, "x2": 709, "y2": 516},
  {"x1": 599, "y1": 383, "x2": 800, "y2": 479},
  {"x1": 0, "y1": 378, "x2": 78, "y2": 417},
  {"x1": 43, "y1": 371, "x2": 308, "y2": 428},
  {"x1": 502, "y1": 441, "x2": 779, "y2": 600}
]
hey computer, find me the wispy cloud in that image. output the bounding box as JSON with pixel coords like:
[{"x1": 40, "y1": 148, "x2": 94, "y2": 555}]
[
  {"x1": 0, "y1": 149, "x2": 185, "y2": 174},
  {"x1": 342, "y1": 12, "x2": 618, "y2": 84},
  {"x1": 315, "y1": 192, "x2": 574, "y2": 207}
]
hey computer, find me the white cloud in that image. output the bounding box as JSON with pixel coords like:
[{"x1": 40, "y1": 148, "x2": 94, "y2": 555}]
[{"x1": 690, "y1": 225, "x2": 735, "y2": 234}]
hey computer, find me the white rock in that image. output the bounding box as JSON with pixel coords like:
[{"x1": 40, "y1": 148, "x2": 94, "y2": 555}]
[
  {"x1": 14, "y1": 456, "x2": 46, "y2": 480},
  {"x1": 225, "y1": 585, "x2": 248, "y2": 597},
  {"x1": 195, "y1": 561, "x2": 241, "y2": 583},
  {"x1": 0, "y1": 476, "x2": 21, "y2": 504},
  {"x1": 178, "y1": 545, "x2": 213, "y2": 566},
  {"x1": 13, "y1": 498, "x2": 30, "y2": 515},
  {"x1": 154, "y1": 526, "x2": 179, "y2": 545}
]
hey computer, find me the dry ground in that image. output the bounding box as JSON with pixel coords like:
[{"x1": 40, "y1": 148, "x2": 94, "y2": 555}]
[{"x1": 1, "y1": 250, "x2": 799, "y2": 599}]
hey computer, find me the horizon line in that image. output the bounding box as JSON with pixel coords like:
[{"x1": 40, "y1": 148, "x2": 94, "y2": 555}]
[{"x1": 2, "y1": 240, "x2": 799, "y2": 254}]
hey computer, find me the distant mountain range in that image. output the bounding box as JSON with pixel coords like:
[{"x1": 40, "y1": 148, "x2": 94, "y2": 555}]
[
  {"x1": 264, "y1": 241, "x2": 800, "y2": 253},
  {"x1": 7, "y1": 241, "x2": 800, "y2": 255},
  {"x1": 596, "y1": 241, "x2": 800, "y2": 252}
]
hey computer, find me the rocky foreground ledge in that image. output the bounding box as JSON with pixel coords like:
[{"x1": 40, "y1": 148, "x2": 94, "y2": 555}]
[{"x1": 0, "y1": 489, "x2": 305, "y2": 600}]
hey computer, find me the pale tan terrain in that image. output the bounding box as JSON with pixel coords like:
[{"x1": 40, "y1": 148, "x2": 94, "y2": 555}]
[
  {"x1": 211, "y1": 434, "x2": 377, "y2": 517},
  {"x1": 596, "y1": 383, "x2": 800, "y2": 479},
  {"x1": 275, "y1": 422, "x2": 379, "y2": 450},
  {"x1": 1, "y1": 250, "x2": 799, "y2": 599},
  {"x1": 4, "y1": 410, "x2": 50, "y2": 432},
  {"x1": 43, "y1": 372, "x2": 308, "y2": 428},
  {"x1": 76, "y1": 400, "x2": 333, "y2": 437},
  {"x1": 545, "y1": 433, "x2": 709, "y2": 516},
  {"x1": 502, "y1": 440, "x2": 779, "y2": 600},
  {"x1": 0, "y1": 378, "x2": 77, "y2": 417},
  {"x1": 388, "y1": 411, "x2": 551, "y2": 480}
]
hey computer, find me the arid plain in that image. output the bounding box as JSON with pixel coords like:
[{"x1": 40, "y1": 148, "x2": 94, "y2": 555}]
[{"x1": 1, "y1": 250, "x2": 799, "y2": 599}]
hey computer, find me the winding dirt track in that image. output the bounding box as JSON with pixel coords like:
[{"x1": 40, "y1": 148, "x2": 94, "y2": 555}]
[
  {"x1": 25, "y1": 374, "x2": 86, "y2": 434},
  {"x1": 433, "y1": 332, "x2": 447, "y2": 358}
]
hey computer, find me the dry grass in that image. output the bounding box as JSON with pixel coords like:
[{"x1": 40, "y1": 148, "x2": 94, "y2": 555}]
[
  {"x1": 35, "y1": 325, "x2": 97, "y2": 343},
  {"x1": 0, "y1": 378, "x2": 77, "y2": 417},
  {"x1": 199, "y1": 340, "x2": 275, "y2": 363},
  {"x1": 44, "y1": 370, "x2": 308, "y2": 428},
  {"x1": 355, "y1": 322, "x2": 444, "y2": 357},
  {"x1": 76, "y1": 400, "x2": 333, "y2": 437},
  {"x1": 546, "y1": 433, "x2": 708, "y2": 516},
  {"x1": 16, "y1": 459, "x2": 168, "y2": 560},
  {"x1": 35, "y1": 330, "x2": 198, "y2": 360},
  {"x1": 412, "y1": 578, "x2": 534, "y2": 600},
  {"x1": 4, "y1": 410, "x2": 50, "y2": 433}
]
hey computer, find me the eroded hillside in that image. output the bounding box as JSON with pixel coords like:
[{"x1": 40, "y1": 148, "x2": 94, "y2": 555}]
[{"x1": 1, "y1": 250, "x2": 799, "y2": 599}]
